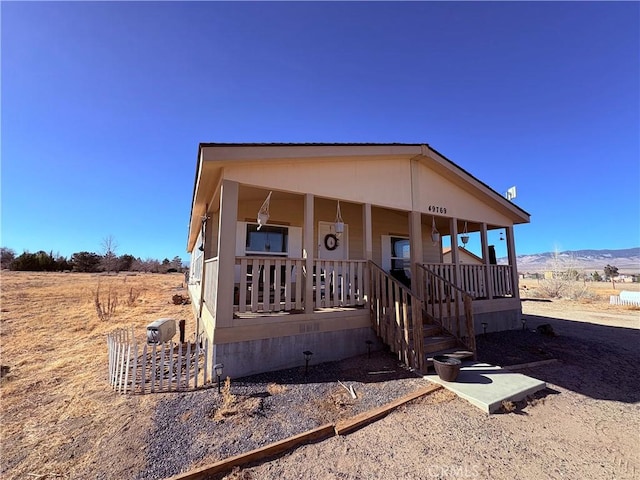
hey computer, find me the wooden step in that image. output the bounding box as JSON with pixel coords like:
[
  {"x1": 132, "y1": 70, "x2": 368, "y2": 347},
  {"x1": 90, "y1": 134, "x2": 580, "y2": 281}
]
[
  {"x1": 423, "y1": 324, "x2": 441, "y2": 337},
  {"x1": 423, "y1": 335, "x2": 458, "y2": 353}
]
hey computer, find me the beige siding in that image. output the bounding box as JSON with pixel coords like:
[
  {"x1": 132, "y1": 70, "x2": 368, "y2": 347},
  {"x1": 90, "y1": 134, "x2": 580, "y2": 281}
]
[
  {"x1": 414, "y1": 165, "x2": 513, "y2": 225},
  {"x1": 224, "y1": 157, "x2": 413, "y2": 211}
]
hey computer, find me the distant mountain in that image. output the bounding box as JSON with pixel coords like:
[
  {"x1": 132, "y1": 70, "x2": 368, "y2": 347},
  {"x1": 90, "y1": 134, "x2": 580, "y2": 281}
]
[{"x1": 499, "y1": 247, "x2": 640, "y2": 273}]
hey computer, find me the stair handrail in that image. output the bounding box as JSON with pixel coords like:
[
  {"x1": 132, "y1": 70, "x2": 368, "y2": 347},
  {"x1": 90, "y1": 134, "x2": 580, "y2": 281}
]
[
  {"x1": 416, "y1": 263, "x2": 476, "y2": 357},
  {"x1": 368, "y1": 261, "x2": 426, "y2": 372}
]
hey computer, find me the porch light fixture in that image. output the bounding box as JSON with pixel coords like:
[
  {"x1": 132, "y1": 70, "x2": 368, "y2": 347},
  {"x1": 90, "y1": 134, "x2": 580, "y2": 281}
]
[
  {"x1": 431, "y1": 216, "x2": 440, "y2": 245},
  {"x1": 303, "y1": 350, "x2": 313, "y2": 376},
  {"x1": 257, "y1": 191, "x2": 272, "y2": 230},
  {"x1": 214, "y1": 363, "x2": 224, "y2": 393},
  {"x1": 334, "y1": 201, "x2": 344, "y2": 237},
  {"x1": 460, "y1": 222, "x2": 469, "y2": 247}
]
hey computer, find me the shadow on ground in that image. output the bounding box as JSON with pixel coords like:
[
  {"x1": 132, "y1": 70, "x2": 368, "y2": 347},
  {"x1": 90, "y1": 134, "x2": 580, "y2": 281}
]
[
  {"x1": 477, "y1": 314, "x2": 640, "y2": 403},
  {"x1": 234, "y1": 350, "x2": 420, "y2": 387}
]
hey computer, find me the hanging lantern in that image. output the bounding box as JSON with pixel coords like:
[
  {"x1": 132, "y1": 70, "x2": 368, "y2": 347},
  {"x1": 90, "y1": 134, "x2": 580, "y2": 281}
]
[
  {"x1": 431, "y1": 216, "x2": 440, "y2": 244},
  {"x1": 257, "y1": 191, "x2": 272, "y2": 230},
  {"x1": 334, "y1": 201, "x2": 344, "y2": 236},
  {"x1": 460, "y1": 221, "x2": 469, "y2": 247}
]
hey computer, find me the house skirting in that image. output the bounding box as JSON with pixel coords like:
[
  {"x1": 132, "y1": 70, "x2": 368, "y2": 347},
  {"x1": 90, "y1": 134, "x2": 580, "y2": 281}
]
[
  {"x1": 472, "y1": 298, "x2": 522, "y2": 333},
  {"x1": 213, "y1": 326, "x2": 381, "y2": 379}
]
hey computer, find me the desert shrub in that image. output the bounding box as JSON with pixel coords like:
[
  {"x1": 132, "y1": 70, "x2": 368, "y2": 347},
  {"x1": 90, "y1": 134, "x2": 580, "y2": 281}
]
[
  {"x1": 94, "y1": 283, "x2": 118, "y2": 321},
  {"x1": 126, "y1": 287, "x2": 142, "y2": 307},
  {"x1": 535, "y1": 278, "x2": 567, "y2": 298},
  {"x1": 535, "y1": 279, "x2": 596, "y2": 301},
  {"x1": 213, "y1": 377, "x2": 237, "y2": 420},
  {"x1": 566, "y1": 283, "x2": 598, "y2": 301}
]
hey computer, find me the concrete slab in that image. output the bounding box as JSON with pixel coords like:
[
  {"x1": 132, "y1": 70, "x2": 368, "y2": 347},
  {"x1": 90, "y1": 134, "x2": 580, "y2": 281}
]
[{"x1": 424, "y1": 362, "x2": 547, "y2": 413}]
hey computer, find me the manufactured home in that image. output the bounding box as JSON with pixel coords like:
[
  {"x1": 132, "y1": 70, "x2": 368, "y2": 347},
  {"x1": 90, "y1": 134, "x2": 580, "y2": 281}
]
[{"x1": 187, "y1": 143, "x2": 530, "y2": 378}]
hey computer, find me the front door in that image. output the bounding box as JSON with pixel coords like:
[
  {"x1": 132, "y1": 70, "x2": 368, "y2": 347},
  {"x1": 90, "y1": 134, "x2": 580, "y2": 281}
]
[{"x1": 382, "y1": 235, "x2": 411, "y2": 287}]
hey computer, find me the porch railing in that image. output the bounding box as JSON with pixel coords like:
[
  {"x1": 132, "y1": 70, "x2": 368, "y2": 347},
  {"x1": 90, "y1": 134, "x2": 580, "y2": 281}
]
[
  {"x1": 203, "y1": 257, "x2": 219, "y2": 308},
  {"x1": 369, "y1": 261, "x2": 425, "y2": 372},
  {"x1": 459, "y1": 264, "x2": 486, "y2": 298},
  {"x1": 235, "y1": 257, "x2": 305, "y2": 313},
  {"x1": 489, "y1": 265, "x2": 513, "y2": 297},
  {"x1": 312, "y1": 260, "x2": 366, "y2": 309},
  {"x1": 422, "y1": 263, "x2": 515, "y2": 298},
  {"x1": 416, "y1": 264, "x2": 476, "y2": 357},
  {"x1": 233, "y1": 257, "x2": 367, "y2": 313}
]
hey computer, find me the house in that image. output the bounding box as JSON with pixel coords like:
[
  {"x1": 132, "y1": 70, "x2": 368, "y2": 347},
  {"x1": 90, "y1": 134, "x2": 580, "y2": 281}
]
[
  {"x1": 187, "y1": 143, "x2": 530, "y2": 378},
  {"x1": 443, "y1": 247, "x2": 484, "y2": 265}
]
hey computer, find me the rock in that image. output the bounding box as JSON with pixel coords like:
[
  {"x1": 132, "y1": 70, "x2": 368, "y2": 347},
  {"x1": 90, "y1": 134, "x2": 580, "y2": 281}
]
[{"x1": 536, "y1": 324, "x2": 555, "y2": 336}]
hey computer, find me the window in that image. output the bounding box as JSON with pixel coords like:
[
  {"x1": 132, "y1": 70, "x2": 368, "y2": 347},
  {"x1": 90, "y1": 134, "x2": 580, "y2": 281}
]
[
  {"x1": 245, "y1": 224, "x2": 288, "y2": 256},
  {"x1": 390, "y1": 236, "x2": 411, "y2": 286},
  {"x1": 390, "y1": 237, "x2": 410, "y2": 271}
]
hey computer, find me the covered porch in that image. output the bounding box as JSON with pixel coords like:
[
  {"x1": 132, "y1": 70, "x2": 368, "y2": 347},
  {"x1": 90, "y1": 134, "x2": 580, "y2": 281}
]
[{"x1": 189, "y1": 182, "x2": 521, "y2": 328}]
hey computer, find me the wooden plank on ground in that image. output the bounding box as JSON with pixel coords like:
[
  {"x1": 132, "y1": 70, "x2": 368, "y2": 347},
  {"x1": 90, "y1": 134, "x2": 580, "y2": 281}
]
[
  {"x1": 166, "y1": 423, "x2": 335, "y2": 480},
  {"x1": 503, "y1": 359, "x2": 558, "y2": 371},
  {"x1": 334, "y1": 383, "x2": 443, "y2": 436}
]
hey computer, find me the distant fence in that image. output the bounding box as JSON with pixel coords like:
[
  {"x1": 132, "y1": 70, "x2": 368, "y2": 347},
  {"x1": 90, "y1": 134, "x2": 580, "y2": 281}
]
[
  {"x1": 107, "y1": 327, "x2": 216, "y2": 394},
  {"x1": 610, "y1": 290, "x2": 640, "y2": 307}
]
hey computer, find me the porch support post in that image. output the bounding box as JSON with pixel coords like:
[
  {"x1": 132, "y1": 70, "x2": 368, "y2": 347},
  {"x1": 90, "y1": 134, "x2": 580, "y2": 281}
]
[
  {"x1": 409, "y1": 211, "x2": 423, "y2": 289},
  {"x1": 303, "y1": 194, "x2": 315, "y2": 314},
  {"x1": 409, "y1": 157, "x2": 422, "y2": 284},
  {"x1": 450, "y1": 218, "x2": 460, "y2": 289},
  {"x1": 506, "y1": 225, "x2": 520, "y2": 300},
  {"x1": 363, "y1": 203, "x2": 373, "y2": 303},
  {"x1": 215, "y1": 179, "x2": 239, "y2": 328},
  {"x1": 363, "y1": 203, "x2": 373, "y2": 261},
  {"x1": 481, "y1": 223, "x2": 494, "y2": 299}
]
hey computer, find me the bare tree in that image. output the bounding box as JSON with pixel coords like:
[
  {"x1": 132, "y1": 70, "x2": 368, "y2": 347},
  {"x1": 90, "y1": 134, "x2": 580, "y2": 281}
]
[
  {"x1": 101, "y1": 235, "x2": 119, "y2": 274},
  {"x1": 537, "y1": 250, "x2": 591, "y2": 300}
]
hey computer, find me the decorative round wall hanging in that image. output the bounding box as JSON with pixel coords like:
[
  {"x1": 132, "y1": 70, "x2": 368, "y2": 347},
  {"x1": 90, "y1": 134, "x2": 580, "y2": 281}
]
[{"x1": 324, "y1": 233, "x2": 339, "y2": 251}]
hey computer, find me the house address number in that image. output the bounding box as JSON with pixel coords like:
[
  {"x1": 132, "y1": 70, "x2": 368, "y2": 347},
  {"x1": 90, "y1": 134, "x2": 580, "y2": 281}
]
[{"x1": 428, "y1": 205, "x2": 447, "y2": 214}]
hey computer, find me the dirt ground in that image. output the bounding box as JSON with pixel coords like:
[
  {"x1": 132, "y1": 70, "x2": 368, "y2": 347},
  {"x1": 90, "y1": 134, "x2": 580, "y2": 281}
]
[
  {"x1": 222, "y1": 296, "x2": 639, "y2": 480},
  {"x1": 0, "y1": 272, "x2": 195, "y2": 480},
  {"x1": 1, "y1": 273, "x2": 639, "y2": 480}
]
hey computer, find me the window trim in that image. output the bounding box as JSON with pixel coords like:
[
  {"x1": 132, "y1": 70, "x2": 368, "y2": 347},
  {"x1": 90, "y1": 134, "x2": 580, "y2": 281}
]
[{"x1": 244, "y1": 223, "x2": 289, "y2": 257}]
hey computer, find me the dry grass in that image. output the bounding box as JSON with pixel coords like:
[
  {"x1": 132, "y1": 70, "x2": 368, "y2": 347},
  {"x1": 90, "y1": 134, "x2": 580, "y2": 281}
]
[
  {"x1": 0, "y1": 271, "x2": 195, "y2": 480},
  {"x1": 267, "y1": 382, "x2": 287, "y2": 395},
  {"x1": 211, "y1": 377, "x2": 266, "y2": 422},
  {"x1": 520, "y1": 278, "x2": 640, "y2": 309},
  {"x1": 213, "y1": 377, "x2": 238, "y2": 420}
]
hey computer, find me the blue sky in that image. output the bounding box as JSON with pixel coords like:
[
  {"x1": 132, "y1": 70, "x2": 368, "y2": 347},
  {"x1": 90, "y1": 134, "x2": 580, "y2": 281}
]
[{"x1": 2, "y1": 1, "x2": 639, "y2": 262}]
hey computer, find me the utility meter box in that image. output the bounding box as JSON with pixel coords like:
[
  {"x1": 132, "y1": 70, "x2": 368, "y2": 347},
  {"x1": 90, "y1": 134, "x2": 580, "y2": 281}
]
[{"x1": 146, "y1": 318, "x2": 176, "y2": 344}]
